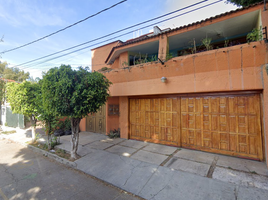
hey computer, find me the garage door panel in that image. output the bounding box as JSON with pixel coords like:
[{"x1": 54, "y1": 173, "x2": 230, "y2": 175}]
[
  {"x1": 172, "y1": 113, "x2": 178, "y2": 127},
  {"x1": 203, "y1": 114, "x2": 210, "y2": 131},
  {"x1": 196, "y1": 130, "x2": 202, "y2": 146},
  {"x1": 249, "y1": 136, "x2": 257, "y2": 155},
  {"x1": 145, "y1": 99, "x2": 150, "y2": 111},
  {"x1": 248, "y1": 96, "x2": 256, "y2": 114},
  {"x1": 204, "y1": 139, "x2": 211, "y2": 148},
  {"x1": 160, "y1": 99, "x2": 165, "y2": 111},
  {"x1": 188, "y1": 130, "x2": 195, "y2": 145},
  {"x1": 229, "y1": 134, "x2": 237, "y2": 152},
  {"x1": 140, "y1": 125, "x2": 145, "y2": 138},
  {"x1": 166, "y1": 98, "x2": 172, "y2": 112},
  {"x1": 220, "y1": 142, "x2": 229, "y2": 151},
  {"x1": 212, "y1": 132, "x2": 220, "y2": 149},
  {"x1": 237, "y1": 98, "x2": 247, "y2": 114},
  {"x1": 181, "y1": 129, "x2": 187, "y2": 144},
  {"x1": 195, "y1": 114, "x2": 202, "y2": 129},
  {"x1": 172, "y1": 128, "x2": 178, "y2": 143},
  {"x1": 188, "y1": 114, "x2": 195, "y2": 129},
  {"x1": 248, "y1": 116, "x2": 256, "y2": 135},
  {"x1": 228, "y1": 97, "x2": 237, "y2": 113},
  {"x1": 172, "y1": 98, "x2": 178, "y2": 112},
  {"x1": 203, "y1": 98, "x2": 210, "y2": 113},
  {"x1": 238, "y1": 115, "x2": 247, "y2": 134},
  {"x1": 211, "y1": 97, "x2": 219, "y2": 113},
  {"x1": 219, "y1": 115, "x2": 228, "y2": 132},
  {"x1": 145, "y1": 111, "x2": 150, "y2": 125},
  {"x1": 145, "y1": 125, "x2": 150, "y2": 138},
  {"x1": 229, "y1": 115, "x2": 237, "y2": 133},
  {"x1": 181, "y1": 98, "x2": 187, "y2": 112},
  {"x1": 211, "y1": 115, "x2": 218, "y2": 131}
]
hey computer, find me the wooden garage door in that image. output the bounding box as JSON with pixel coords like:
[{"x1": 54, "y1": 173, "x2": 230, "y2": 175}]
[
  {"x1": 129, "y1": 94, "x2": 263, "y2": 160},
  {"x1": 181, "y1": 94, "x2": 263, "y2": 160},
  {"x1": 130, "y1": 98, "x2": 180, "y2": 146}
]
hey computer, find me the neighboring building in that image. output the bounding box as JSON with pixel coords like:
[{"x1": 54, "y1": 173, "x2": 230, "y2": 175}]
[{"x1": 80, "y1": 2, "x2": 268, "y2": 167}]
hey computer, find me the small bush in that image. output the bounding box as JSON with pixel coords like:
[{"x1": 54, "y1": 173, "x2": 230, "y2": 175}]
[{"x1": 108, "y1": 129, "x2": 120, "y2": 138}]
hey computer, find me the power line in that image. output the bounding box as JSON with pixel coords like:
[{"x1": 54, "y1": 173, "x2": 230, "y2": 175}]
[
  {"x1": 15, "y1": 0, "x2": 209, "y2": 69},
  {"x1": 19, "y1": 0, "x2": 224, "y2": 70},
  {"x1": 0, "y1": 0, "x2": 127, "y2": 54}
]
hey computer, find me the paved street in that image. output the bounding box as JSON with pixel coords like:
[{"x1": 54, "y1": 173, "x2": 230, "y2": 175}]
[{"x1": 0, "y1": 139, "x2": 142, "y2": 200}]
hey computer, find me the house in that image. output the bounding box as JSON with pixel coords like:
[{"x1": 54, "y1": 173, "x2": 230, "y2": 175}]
[{"x1": 80, "y1": 2, "x2": 268, "y2": 167}]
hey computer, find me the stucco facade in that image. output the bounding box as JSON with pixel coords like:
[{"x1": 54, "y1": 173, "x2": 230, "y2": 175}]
[{"x1": 81, "y1": 3, "x2": 268, "y2": 167}]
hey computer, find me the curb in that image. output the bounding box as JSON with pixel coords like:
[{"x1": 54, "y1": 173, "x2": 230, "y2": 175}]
[{"x1": 27, "y1": 145, "x2": 77, "y2": 168}]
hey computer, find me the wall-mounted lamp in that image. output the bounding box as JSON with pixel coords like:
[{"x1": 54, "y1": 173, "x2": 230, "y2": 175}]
[{"x1": 161, "y1": 77, "x2": 167, "y2": 83}]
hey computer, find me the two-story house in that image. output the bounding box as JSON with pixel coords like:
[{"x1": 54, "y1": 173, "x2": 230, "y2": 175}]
[{"x1": 80, "y1": 2, "x2": 268, "y2": 167}]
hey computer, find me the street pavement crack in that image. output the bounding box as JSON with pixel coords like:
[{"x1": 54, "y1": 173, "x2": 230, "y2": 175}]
[
  {"x1": 123, "y1": 162, "x2": 142, "y2": 186},
  {"x1": 149, "y1": 183, "x2": 168, "y2": 200},
  {"x1": 3, "y1": 165, "x2": 19, "y2": 195},
  {"x1": 234, "y1": 185, "x2": 239, "y2": 200},
  {"x1": 138, "y1": 166, "x2": 159, "y2": 196}
]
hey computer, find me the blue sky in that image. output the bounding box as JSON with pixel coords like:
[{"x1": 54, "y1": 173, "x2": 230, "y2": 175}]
[{"x1": 0, "y1": 0, "x2": 238, "y2": 78}]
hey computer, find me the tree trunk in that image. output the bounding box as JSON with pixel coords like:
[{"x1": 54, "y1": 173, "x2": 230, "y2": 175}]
[
  {"x1": 30, "y1": 115, "x2": 37, "y2": 141},
  {"x1": 70, "y1": 117, "x2": 81, "y2": 159}
]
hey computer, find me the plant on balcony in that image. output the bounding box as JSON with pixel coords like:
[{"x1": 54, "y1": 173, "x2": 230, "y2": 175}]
[
  {"x1": 121, "y1": 61, "x2": 129, "y2": 67},
  {"x1": 247, "y1": 27, "x2": 262, "y2": 44},
  {"x1": 189, "y1": 38, "x2": 197, "y2": 54},
  {"x1": 224, "y1": 40, "x2": 229, "y2": 47},
  {"x1": 166, "y1": 53, "x2": 174, "y2": 61},
  {"x1": 201, "y1": 37, "x2": 213, "y2": 51}
]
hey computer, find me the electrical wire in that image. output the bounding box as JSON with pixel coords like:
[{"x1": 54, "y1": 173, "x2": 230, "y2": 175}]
[
  {"x1": 0, "y1": 0, "x2": 127, "y2": 54},
  {"x1": 15, "y1": 0, "x2": 211, "y2": 69},
  {"x1": 19, "y1": 0, "x2": 224, "y2": 70}
]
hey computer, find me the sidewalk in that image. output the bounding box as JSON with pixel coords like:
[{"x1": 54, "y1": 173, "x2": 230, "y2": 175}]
[{"x1": 1, "y1": 126, "x2": 268, "y2": 200}]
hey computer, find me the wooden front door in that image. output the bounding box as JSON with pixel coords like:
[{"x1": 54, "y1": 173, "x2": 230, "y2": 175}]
[
  {"x1": 129, "y1": 93, "x2": 263, "y2": 160},
  {"x1": 86, "y1": 105, "x2": 106, "y2": 134}
]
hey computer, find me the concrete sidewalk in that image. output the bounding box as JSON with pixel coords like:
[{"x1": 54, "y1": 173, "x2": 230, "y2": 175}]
[{"x1": 1, "y1": 126, "x2": 268, "y2": 200}]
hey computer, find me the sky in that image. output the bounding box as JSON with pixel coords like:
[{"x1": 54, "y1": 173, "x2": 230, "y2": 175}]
[{"x1": 0, "y1": 0, "x2": 238, "y2": 79}]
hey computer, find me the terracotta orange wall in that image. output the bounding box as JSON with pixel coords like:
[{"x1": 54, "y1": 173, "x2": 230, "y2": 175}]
[
  {"x1": 119, "y1": 52, "x2": 129, "y2": 68},
  {"x1": 261, "y1": 7, "x2": 268, "y2": 167},
  {"x1": 80, "y1": 118, "x2": 86, "y2": 132},
  {"x1": 119, "y1": 96, "x2": 129, "y2": 139},
  {"x1": 103, "y1": 41, "x2": 265, "y2": 96},
  {"x1": 106, "y1": 97, "x2": 119, "y2": 134},
  {"x1": 92, "y1": 41, "x2": 121, "y2": 71}
]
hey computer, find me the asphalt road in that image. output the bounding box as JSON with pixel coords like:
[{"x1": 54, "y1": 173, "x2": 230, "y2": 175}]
[{"x1": 0, "y1": 139, "x2": 142, "y2": 200}]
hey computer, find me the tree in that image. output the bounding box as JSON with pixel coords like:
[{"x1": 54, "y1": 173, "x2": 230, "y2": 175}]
[
  {"x1": 226, "y1": 0, "x2": 263, "y2": 7},
  {"x1": 0, "y1": 79, "x2": 5, "y2": 104},
  {"x1": 0, "y1": 61, "x2": 30, "y2": 81},
  {"x1": 6, "y1": 81, "x2": 41, "y2": 140},
  {"x1": 42, "y1": 65, "x2": 111, "y2": 159}
]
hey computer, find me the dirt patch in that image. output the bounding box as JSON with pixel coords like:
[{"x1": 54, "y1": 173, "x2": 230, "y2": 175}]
[
  {"x1": 1, "y1": 130, "x2": 17, "y2": 134},
  {"x1": 30, "y1": 142, "x2": 72, "y2": 160}
]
